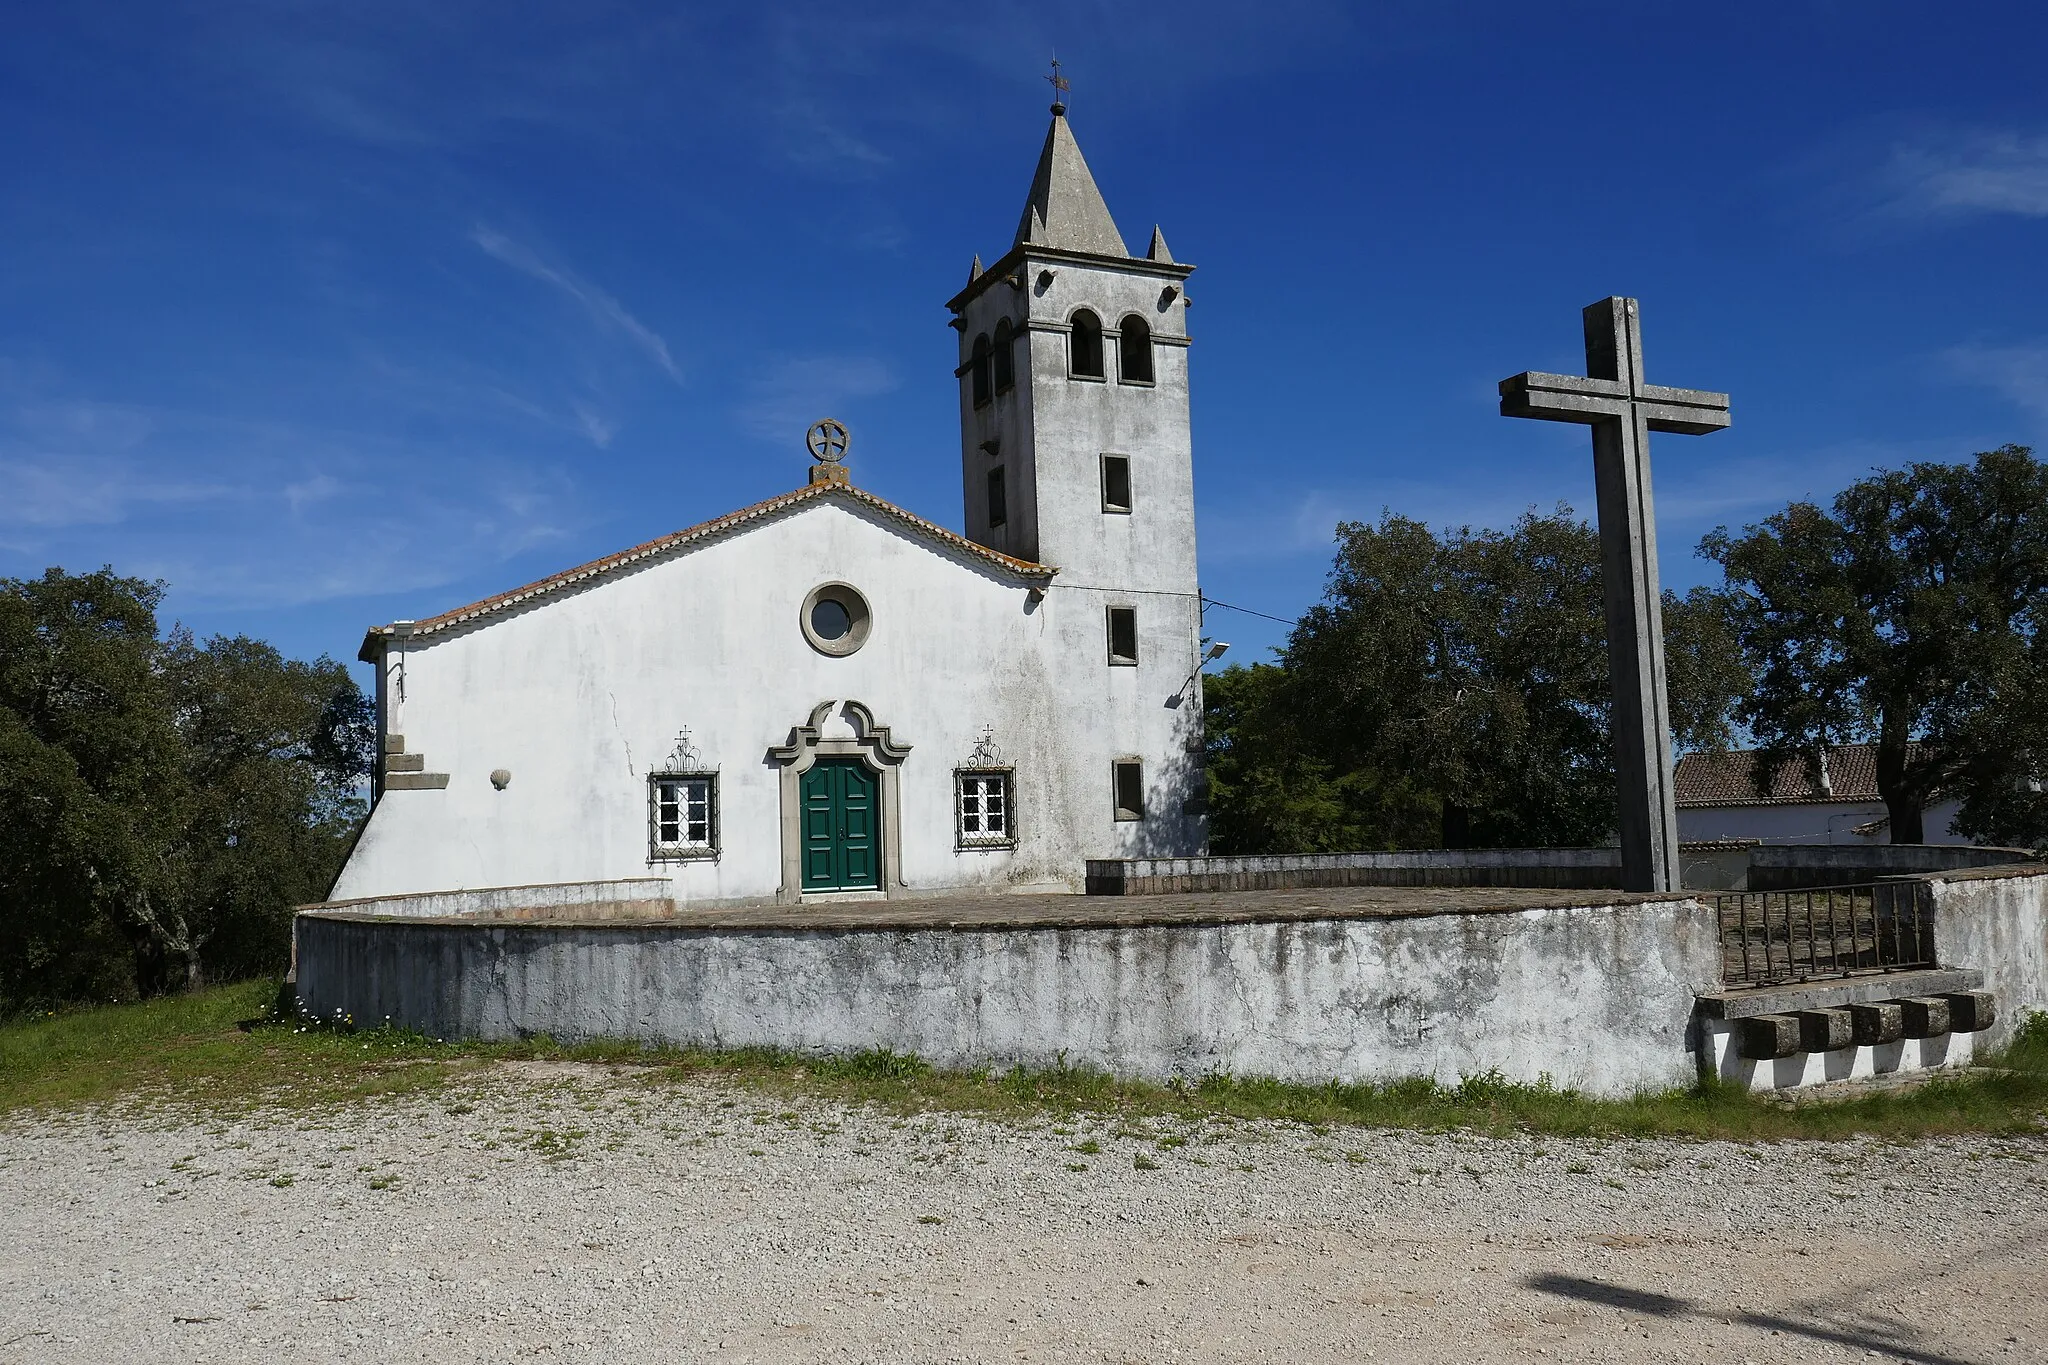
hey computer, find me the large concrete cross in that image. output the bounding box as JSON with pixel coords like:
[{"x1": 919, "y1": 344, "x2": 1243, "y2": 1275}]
[{"x1": 1500, "y1": 297, "x2": 1730, "y2": 893}]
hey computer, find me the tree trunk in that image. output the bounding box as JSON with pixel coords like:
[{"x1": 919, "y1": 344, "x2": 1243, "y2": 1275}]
[
  {"x1": 1874, "y1": 715, "x2": 1924, "y2": 844},
  {"x1": 1441, "y1": 801, "x2": 1471, "y2": 848},
  {"x1": 183, "y1": 950, "x2": 204, "y2": 993}
]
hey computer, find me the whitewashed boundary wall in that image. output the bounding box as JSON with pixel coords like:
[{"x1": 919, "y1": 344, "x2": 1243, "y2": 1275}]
[
  {"x1": 295, "y1": 896, "x2": 1720, "y2": 1097},
  {"x1": 1927, "y1": 866, "x2": 2048, "y2": 1052}
]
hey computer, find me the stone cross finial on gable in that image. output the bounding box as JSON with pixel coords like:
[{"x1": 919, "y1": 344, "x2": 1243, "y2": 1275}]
[{"x1": 806, "y1": 418, "x2": 851, "y2": 485}]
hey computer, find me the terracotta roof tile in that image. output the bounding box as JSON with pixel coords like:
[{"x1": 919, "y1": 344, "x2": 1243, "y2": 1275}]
[
  {"x1": 359, "y1": 481, "x2": 1054, "y2": 659},
  {"x1": 1673, "y1": 743, "x2": 1928, "y2": 807}
]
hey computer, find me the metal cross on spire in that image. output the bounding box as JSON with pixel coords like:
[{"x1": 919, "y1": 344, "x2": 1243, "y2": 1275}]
[
  {"x1": 1045, "y1": 55, "x2": 1069, "y2": 112},
  {"x1": 1500, "y1": 297, "x2": 1731, "y2": 894}
]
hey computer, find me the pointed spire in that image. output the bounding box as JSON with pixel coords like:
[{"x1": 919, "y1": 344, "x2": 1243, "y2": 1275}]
[
  {"x1": 1146, "y1": 225, "x2": 1173, "y2": 264},
  {"x1": 1012, "y1": 107, "x2": 1128, "y2": 257},
  {"x1": 968, "y1": 253, "x2": 984, "y2": 282}
]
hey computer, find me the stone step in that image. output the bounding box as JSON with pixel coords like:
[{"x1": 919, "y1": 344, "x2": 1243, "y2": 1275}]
[
  {"x1": 1736, "y1": 989, "x2": 1995, "y2": 1059},
  {"x1": 383, "y1": 772, "x2": 450, "y2": 791},
  {"x1": 385, "y1": 733, "x2": 407, "y2": 754},
  {"x1": 384, "y1": 752, "x2": 426, "y2": 773}
]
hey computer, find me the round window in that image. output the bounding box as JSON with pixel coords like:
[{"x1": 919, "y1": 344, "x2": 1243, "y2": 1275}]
[
  {"x1": 810, "y1": 597, "x2": 852, "y2": 641},
  {"x1": 800, "y1": 582, "x2": 871, "y2": 656}
]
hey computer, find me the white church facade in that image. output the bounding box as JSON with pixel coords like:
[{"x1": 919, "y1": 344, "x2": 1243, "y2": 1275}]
[{"x1": 328, "y1": 103, "x2": 1211, "y2": 908}]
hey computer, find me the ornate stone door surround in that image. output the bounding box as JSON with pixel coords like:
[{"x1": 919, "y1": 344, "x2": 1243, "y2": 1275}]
[{"x1": 767, "y1": 699, "x2": 911, "y2": 902}]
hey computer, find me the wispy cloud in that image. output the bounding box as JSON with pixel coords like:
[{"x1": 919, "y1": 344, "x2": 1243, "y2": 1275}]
[
  {"x1": 0, "y1": 393, "x2": 580, "y2": 610},
  {"x1": 1198, "y1": 435, "x2": 1982, "y2": 572},
  {"x1": 1943, "y1": 342, "x2": 2048, "y2": 423},
  {"x1": 1199, "y1": 479, "x2": 1576, "y2": 567},
  {"x1": 571, "y1": 402, "x2": 618, "y2": 449},
  {"x1": 775, "y1": 98, "x2": 892, "y2": 176},
  {"x1": 735, "y1": 355, "x2": 898, "y2": 442},
  {"x1": 1884, "y1": 130, "x2": 2048, "y2": 219},
  {"x1": 470, "y1": 225, "x2": 683, "y2": 382},
  {"x1": 0, "y1": 452, "x2": 234, "y2": 534}
]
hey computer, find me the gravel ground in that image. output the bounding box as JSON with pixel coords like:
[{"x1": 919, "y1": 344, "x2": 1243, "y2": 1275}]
[{"x1": 3, "y1": 1062, "x2": 2044, "y2": 1364}]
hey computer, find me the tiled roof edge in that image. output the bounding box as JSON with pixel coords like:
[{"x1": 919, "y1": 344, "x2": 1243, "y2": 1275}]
[{"x1": 358, "y1": 482, "x2": 1055, "y2": 657}]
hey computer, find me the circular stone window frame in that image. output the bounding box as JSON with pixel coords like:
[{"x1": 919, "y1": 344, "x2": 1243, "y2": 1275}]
[{"x1": 800, "y1": 581, "x2": 873, "y2": 657}]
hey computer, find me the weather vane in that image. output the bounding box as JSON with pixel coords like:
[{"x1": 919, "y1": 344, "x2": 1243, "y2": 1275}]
[{"x1": 1045, "y1": 55, "x2": 1069, "y2": 111}]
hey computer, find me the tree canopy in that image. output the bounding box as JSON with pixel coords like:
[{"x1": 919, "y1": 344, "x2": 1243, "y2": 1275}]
[
  {"x1": 1204, "y1": 507, "x2": 1743, "y2": 854},
  {"x1": 1703, "y1": 444, "x2": 2048, "y2": 844},
  {"x1": 0, "y1": 568, "x2": 371, "y2": 1011}
]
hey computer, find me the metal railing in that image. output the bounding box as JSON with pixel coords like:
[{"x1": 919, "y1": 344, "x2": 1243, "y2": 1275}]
[{"x1": 1712, "y1": 882, "x2": 1935, "y2": 988}]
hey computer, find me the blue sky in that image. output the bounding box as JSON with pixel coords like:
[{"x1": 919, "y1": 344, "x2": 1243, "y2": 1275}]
[{"x1": 5, "y1": 3, "x2": 2046, "y2": 679}]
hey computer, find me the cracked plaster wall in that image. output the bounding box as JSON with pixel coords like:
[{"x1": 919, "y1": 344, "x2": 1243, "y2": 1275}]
[
  {"x1": 331, "y1": 496, "x2": 1205, "y2": 907},
  {"x1": 296, "y1": 897, "x2": 1719, "y2": 1096}
]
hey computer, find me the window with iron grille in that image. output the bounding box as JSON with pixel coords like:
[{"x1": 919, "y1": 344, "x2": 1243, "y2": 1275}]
[
  {"x1": 956, "y1": 770, "x2": 1014, "y2": 847},
  {"x1": 649, "y1": 772, "x2": 718, "y2": 860}
]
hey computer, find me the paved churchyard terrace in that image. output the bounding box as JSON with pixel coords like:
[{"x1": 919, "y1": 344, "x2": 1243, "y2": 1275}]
[
  {"x1": 321, "y1": 883, "x2": 1679, "y2": 931},
  {"x1": 4, "y1": 1064, "x2": 2042, "y2": 1363}
]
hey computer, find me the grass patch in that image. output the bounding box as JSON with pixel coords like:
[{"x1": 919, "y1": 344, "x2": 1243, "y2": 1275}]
[{"x1": 3, "y1": 981, "x2": 2046, "y2": 1142}]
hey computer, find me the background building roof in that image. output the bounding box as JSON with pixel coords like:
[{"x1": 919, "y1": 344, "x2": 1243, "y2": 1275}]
[{"x1": 1673, "y1": 744, "x2": 1927, "y2": 808}]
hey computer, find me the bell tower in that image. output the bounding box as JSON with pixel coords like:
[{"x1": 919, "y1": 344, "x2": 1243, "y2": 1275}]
[
  {"x1": 946, "y1": 89, "x2": 1207, "y2": 859},
  {"x1": 945, "y1": 98, "x2": 1198, "y2": 606}
]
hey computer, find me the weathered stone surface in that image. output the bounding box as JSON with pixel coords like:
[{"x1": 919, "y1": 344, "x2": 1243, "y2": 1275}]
[
  {"x1": 383, "y1": 772, "x2": 450, "y2": 791},
  {"x1": 384, "y1": 752, "x2": 426, "y2": 774},
  {"x1": 1085, "y1": 849, "x2": 1624, "y2": 895},
  {"x1": 1899, "y1": 996, "x2": 1952, "y2": 1039},
  {"x1": 1500, "y1": 298, "x2": 1730, "y2": 895},
  {"x1": 293, "y1": 891, "x2": 1724, "y2": 1098},
  {"x1": 1849, "y1": 1001, "x2": 1905, "y2": 1046},
  {"x1": 310, "y1": 881, "x2": 1682, "y2": 933},
  {"x1": 1925, "y1": 867, "x2": 2048, "y2": 1051},
  {"x1": 1695, "y1": 967, "x2": 1985, "y2": 1020},
  {"x1": 1795, "y1": 1008, "x2": 1854, "y2": 1053},
  {"x1": 1944, "y1": 990, "x2": 1998, "y2": 1033},
  {"x1": 1739, "y1": 1014, "x2": 1803, "y2": 1060}
]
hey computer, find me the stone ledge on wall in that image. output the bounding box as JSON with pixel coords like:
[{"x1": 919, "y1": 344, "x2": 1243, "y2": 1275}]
[
  {"x1": 1086, "y1": 843, "x2": 2043, "y2": 895},
  {"x1": 379, "y1": 733, "x2": 451, "y2": 792}
]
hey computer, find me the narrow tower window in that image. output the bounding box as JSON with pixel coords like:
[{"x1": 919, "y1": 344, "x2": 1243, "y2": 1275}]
[
  {"x1": 969, "y1": 334, "x2": 992, "y2": 407},
  {"x1": 1100, "y1": 454, "x2": 1132, "y2": 513},
  {"x1": 1106, "y1": 606, "x2": 1138, "y2": 665},
  {"x1": 1118, "y1": 316, "x2": 1154, "y2": 384},
  {"x1": 987, "y1": 467, "x2": 1007, "y2": 529},
  {"x1": 1068, "y1": 310, "x2": 1104, "y2": 379},
  {"x1": 992, "y1": 318, "x2": 1015, "y2": 393},
  {"x1": 1113, "y1": 760, "x2": 1146, "y2": 822}
]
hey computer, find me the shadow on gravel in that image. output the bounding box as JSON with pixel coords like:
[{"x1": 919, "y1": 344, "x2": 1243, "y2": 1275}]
[{"x1": 1525, "y1": 1273, "x2": 1974, "y2": 1365}]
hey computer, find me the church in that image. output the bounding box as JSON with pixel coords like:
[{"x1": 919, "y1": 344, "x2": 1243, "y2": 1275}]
[{"x1": 328, "y1": 100, "x2": 1211, "y2": 908}]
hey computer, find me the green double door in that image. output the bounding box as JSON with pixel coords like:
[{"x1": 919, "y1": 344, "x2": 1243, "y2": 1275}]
[{"x1": 800, "y1": 758, "x2": 881, "y2": 892}]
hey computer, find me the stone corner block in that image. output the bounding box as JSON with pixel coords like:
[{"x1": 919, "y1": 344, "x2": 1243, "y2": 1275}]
[
  {"x1": 1899, "y1": 996, "x2": 1952, "y2": 1039},
  {"x1": 1795, "y1": 1007, "x2": 1854, "y2": 1054},
  {"x1": 1739, "y1": 1013, "x2": 1802, "y2": 1061},
  {"x1": 1848, "y1": 1001, "x2": 1904, "y2": 1046},
  {"x1": 383, "y1": 772, "x2": 450, "y2": 791},
  {"x1": 1943, "y1": 990, "x2": 1997, "y2": 1034},
  {"x1": 384, "y1": 733, "x2": 407, "y2": 754},
  {"x1": 384, "y1": 752, "x2": 426, "y2": 774}
]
